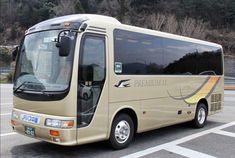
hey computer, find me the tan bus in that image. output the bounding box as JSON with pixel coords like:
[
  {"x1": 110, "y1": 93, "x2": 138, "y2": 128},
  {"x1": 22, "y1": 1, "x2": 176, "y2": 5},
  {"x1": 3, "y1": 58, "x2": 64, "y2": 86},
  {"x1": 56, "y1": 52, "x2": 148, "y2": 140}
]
[{"x1": 11, "y1": 14, "x2": 224, "y2": 149}]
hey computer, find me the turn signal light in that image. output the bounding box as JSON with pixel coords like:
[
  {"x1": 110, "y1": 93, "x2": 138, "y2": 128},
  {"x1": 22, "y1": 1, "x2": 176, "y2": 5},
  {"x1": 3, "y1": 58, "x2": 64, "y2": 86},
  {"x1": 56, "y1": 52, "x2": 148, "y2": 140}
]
[
  {"x1": 50, "y1": 130, "x2": 60, "y2": 137},
  {"x1": 64, "y1": 22, "x2": 71, "y2": 27},
  {"x1": 11, "y1": 120, "x2": 16, "y2": 126},
  {"x1": 61, "y1": 120, "x2": 74, "y2": 128}
]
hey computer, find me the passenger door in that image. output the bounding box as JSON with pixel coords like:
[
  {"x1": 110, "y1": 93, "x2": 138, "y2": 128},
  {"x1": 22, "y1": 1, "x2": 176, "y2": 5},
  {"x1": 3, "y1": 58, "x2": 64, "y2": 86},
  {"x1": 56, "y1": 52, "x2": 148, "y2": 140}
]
[{"x1": 77, "y1": 33, "x2": 109, "y2": 144}]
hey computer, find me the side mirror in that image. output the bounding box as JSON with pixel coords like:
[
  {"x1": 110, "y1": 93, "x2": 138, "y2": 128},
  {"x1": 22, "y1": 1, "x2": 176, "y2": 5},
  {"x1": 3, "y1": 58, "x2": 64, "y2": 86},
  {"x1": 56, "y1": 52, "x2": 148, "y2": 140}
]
[
  {"x1": 56, "y1": 36, "x2": 71, "y2": 56},
  {"x1": 12, "y1": 46, "x2": 19, "y2": 61}
]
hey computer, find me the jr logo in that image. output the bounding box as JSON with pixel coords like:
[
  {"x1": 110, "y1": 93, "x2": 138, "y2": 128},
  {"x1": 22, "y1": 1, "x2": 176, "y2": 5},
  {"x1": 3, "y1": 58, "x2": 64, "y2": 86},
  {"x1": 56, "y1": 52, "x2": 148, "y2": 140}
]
[{"x1": 115, "y1": 79, "x2": 130, "y2": 88}]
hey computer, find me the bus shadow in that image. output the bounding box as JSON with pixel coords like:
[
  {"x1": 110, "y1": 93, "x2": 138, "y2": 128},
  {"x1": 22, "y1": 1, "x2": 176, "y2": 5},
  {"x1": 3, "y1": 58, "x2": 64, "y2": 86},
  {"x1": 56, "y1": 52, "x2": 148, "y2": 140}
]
[
  {"x1": 10, "y1": 140, "x2": 110, "y2": 158},
  {"x1": 10, "y1": 120, "x2": 223, "y2": 158}
]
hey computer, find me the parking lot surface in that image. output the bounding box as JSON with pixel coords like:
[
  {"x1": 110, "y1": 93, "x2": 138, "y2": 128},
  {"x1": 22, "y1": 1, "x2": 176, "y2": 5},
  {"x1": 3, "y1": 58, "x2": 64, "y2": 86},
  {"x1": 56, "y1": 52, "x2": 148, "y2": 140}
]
[{"x1": 1, "y1": 84, "x2": 235, "y2": 158}]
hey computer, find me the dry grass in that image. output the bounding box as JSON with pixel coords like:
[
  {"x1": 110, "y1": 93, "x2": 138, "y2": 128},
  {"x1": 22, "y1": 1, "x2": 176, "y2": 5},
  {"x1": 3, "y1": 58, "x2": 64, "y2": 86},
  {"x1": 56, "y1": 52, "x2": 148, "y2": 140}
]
[{"x1": 0, "y1": 74, "x2": 8, "y2": 83}]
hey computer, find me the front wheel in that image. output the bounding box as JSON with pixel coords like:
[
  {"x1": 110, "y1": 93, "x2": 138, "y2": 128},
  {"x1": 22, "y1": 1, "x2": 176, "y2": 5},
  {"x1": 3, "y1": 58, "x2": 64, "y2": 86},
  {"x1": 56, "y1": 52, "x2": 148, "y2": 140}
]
[
  {"x1": 109, "y1": 114, "x2": 134, "y2": 150},
  {"x1": 192, "y1": 103, "x2": 208, "y2": 128}
]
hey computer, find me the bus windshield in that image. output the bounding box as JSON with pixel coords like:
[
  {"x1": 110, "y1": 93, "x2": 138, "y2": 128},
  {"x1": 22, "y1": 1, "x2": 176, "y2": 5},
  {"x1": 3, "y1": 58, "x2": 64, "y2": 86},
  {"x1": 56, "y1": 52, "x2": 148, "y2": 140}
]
[{"x1": 14, "y1": 30, "x2": 76, "y2": 92}]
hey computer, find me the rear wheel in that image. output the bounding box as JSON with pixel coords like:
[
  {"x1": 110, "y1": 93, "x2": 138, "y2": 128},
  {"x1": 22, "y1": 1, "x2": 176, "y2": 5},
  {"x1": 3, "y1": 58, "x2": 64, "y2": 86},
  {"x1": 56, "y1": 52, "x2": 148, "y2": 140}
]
[
  {"x1": 109, "y1": 114, "x2": 134, "y2": 150},
  {"x1": 192, "y1": 103, "x2": 208, "y2": 128}
]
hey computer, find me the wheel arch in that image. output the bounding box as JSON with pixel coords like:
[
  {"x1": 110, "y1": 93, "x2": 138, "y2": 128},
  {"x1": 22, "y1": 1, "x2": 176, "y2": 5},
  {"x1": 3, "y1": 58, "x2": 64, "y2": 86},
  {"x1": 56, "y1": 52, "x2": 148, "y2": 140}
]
[
  {"x1": 197, "y1": 98, "x2": 209, "y2": 113},
  {"x1": 108, "y1": 106, "x2": 138, "y2": 138}
]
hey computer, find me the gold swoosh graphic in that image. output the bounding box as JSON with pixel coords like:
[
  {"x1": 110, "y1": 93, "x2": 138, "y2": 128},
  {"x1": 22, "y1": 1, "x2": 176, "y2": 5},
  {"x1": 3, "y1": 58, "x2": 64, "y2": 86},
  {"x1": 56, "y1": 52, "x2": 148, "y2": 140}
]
[
  {"x1": 167, "y1": 77, "x2": 211, "y2": 100},
  {"x1": 184, "y1": 76, "x2": 220, "y2": 104}
]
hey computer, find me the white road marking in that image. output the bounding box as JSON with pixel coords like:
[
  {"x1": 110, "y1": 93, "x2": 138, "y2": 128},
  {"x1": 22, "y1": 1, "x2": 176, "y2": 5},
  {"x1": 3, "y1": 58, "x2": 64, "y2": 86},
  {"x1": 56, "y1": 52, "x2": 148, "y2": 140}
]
[
  {"x1": 0, "y1": 102, "x2": 12, "y2": 106},
  {"x1": 165, "y1": 145, "x2": 216, "y2": 158},
  {"x1": 0, "y1": 83, "x2": 13, "y2": 87},
  {"x1": 225, "y1": 97, "x2": 235, "y2": 102},
  {"x1": 224, "y1": 91, "x2": 235, "y2": 95},
  {"x1": 0, "y1": 132, "x2": 17, "y2": 137},
  {"x1": 213, "y1": 130, "x2": 235, "y2": 138},
  {"x1": 0, "y1": 112, "x2": 11, "y2": 116},
  {"x1": 121, "y1": 121, "x2": 235, "y2": 158},
  {"x1": 1, "y1": 98, "x2": 13, "y2": 100}
]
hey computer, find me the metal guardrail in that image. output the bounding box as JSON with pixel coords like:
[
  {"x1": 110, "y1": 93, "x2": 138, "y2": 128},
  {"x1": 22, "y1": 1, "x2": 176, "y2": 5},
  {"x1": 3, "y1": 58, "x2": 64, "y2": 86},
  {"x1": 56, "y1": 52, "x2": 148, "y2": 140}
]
[
  {"x1": 225, "y1": 76, "x2": 235, "y2": 80},
  {"x1": 0, "y1": 67, "x2": 13, "y2": 74},
  {"x1": 224, "y1": 77, "x2": 235, "y2": 90},
  {"x1": 224, "y1": 76, "x2": 235, "y2": 89},
  {"x1": 0, "y1": 70, "x2": 11, "y2": 73}
]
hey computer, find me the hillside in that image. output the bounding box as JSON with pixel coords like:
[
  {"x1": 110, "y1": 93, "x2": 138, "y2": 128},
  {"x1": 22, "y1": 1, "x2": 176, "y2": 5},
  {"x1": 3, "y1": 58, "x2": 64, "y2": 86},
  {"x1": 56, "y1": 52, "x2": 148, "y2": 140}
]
[{"x1": 0, "y1": 0, "x2": 235, "y2": 55}]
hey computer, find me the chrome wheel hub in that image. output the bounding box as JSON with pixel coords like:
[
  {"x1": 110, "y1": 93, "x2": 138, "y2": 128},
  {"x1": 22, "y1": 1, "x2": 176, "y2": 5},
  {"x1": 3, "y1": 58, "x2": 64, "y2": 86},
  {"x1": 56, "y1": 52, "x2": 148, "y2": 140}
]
[
  {"x1": 198, "y1": 108, "x2": 206, "y2": 124},
  {"x1": 115, "y1": 120, "x2": 130, "y2": 144}
]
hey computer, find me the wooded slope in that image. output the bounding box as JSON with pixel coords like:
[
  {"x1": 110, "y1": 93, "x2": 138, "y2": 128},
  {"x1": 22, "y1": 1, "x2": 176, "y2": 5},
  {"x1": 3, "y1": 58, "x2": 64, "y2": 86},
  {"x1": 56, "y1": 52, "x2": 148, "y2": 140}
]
[{"x1": 0, "y1": 0, "x2": 234, "y2": 54}]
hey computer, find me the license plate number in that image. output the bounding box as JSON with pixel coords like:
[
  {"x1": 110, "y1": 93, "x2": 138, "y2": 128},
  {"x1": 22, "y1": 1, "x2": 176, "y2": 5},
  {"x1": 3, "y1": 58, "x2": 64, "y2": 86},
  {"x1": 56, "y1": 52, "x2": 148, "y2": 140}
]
[
  {"x1": 25, "y1": 126, "x2": 35, "y2": 137},
  {"x1": 20, "y1": 114, "x2": 40, "y2": 124}
]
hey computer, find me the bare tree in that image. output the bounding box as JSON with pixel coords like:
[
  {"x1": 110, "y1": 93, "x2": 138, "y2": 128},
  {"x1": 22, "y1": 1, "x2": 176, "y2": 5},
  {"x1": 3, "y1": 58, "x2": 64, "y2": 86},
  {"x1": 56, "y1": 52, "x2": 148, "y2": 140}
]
[
  {"x1": 163, "y1": 14, "x2": 178, "y2": 34},
  {"x1": 147, "y1": 13, "x2": 166, "y2": 30},
  {"x1": 180, "y1": 17, "x2": 196, "y2": 37},
  {"x1": 193, "y1": 19, "x2": 207, "y2": 39},
  {"x1": 97, "y1": 0, "x2": 120, "y2": 16},
  {"x1": 143, "y1": 13, "x2": 207, "y2": 40},
  {"x1": 180, "y1": 17, "x2": 207, "y2": 39},
  {"x1": 146, "y1": 13, "x2": 178, "y2": 33},
  {"x1": 1, "y1": 0, "x2": 17, "y2": 25},
  {"x1": 53, "y1": 0, "x2": 83, "y2": 16},
  {"x1": 97, "y1": 0, "x2": 133, "y2": 22}
]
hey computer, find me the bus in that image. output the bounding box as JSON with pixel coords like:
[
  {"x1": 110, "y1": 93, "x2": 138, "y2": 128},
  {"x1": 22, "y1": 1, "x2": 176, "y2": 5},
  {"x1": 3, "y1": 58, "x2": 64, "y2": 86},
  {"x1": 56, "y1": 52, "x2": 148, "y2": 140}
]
[{"x1": 11, "y1": 14, "x2": 224, "y2": 149}]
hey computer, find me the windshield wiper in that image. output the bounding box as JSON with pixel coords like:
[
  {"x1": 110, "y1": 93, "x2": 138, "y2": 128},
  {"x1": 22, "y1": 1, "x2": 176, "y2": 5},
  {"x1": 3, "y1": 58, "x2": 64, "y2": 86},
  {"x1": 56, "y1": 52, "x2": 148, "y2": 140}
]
[
  {"x1": 36, "y1": 88, "x2": 49, "y2": 96},
  {"x1": 14, "y1": 81, "x2": 48, "y2": 95},
  {"x1": 14, "y1": 81, "x2": 31, "y2": 93}
]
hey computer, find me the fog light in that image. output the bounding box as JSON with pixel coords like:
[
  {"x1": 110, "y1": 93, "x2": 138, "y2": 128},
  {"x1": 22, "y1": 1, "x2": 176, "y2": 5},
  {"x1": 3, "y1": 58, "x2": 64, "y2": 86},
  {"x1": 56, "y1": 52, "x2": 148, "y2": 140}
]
[
  {"x1": 50, "y1": 130, "x2": 60, "y2": 137},
  {"x1": 52, "y1": 137, "x2": 60, "y2": 142},
  {"x1": 11, "y1": 120, "x2": 16, "y2": 126}
]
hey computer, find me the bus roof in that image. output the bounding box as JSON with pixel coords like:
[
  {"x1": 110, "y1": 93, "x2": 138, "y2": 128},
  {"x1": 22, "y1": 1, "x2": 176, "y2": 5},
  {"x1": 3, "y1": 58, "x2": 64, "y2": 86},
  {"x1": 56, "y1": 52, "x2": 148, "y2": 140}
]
[
  {"x1": 26, "y1": 14, "x2": 120, "y2": 34},
  {"x1": 26, "y1": 14, "x2": 221, "y2": 48}
]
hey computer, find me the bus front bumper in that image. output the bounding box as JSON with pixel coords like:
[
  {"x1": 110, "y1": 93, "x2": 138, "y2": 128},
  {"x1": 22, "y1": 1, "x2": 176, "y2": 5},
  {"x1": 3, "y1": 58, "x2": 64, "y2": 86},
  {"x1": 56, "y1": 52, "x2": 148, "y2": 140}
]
[{"x1": 11, "y1": 108, "x2": 77, "y2": 146}]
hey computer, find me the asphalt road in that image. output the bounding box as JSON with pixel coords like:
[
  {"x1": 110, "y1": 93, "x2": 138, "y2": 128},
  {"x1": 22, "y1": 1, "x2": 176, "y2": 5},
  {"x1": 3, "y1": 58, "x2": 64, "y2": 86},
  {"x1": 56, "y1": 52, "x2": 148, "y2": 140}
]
[{"x1": 0, "y1": 84, "x2": 235, "y2": 158}]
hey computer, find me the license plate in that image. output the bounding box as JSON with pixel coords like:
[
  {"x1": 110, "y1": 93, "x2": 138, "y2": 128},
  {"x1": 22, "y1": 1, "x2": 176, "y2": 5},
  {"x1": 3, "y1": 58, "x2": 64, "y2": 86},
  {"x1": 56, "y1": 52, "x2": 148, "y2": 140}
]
[
  {"x1": 20, "y1": 114, "x2": 40, "y2": 124},
  {"x1": 25, "y1": 126, "x2": 35, "y2": 137}
]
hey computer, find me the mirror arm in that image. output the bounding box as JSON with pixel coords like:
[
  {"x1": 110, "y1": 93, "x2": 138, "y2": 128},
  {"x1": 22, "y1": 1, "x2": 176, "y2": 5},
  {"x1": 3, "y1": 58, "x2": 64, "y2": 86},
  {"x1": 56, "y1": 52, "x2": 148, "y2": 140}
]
[{"x1": 57, "y1": 29, "x2": 79, "y2": 44}]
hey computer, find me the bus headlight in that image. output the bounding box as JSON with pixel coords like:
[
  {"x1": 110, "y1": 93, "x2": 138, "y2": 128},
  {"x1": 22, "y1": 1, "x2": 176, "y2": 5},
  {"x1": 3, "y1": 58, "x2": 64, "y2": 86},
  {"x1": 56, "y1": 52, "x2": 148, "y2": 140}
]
[{"x1": 45, "y1": 119, "x2": 74, "y2": 128}]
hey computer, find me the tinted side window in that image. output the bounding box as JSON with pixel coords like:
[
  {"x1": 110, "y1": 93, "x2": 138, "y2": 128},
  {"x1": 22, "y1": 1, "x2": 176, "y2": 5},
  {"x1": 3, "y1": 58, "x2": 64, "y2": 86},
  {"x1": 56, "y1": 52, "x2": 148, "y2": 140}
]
[
  {"x1": 163, "y1": 39, "x2": 197, "y2": 75},
  {"x1": 114, "y1": 29, "x2": 164, "y2": 75},
  {"x1": 163, "y1": 39, "x2": 223, "y2": 75},
  {"x1": 196, "y1": 45, "x2": 223, "y2": 75},
  {"x1": 114, "y1": 29, "x2": 223, "y2": 75}
]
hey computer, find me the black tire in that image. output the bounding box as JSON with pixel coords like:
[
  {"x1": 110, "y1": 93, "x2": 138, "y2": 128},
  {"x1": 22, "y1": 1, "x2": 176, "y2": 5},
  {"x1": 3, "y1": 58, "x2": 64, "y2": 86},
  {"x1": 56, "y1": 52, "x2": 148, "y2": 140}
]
[
  {"x1": 109, "y1": 113, "x2": 134, "y2": 150},
  {"x1": 192, "y1": 103, "x2": 208, "y2": 128}
]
